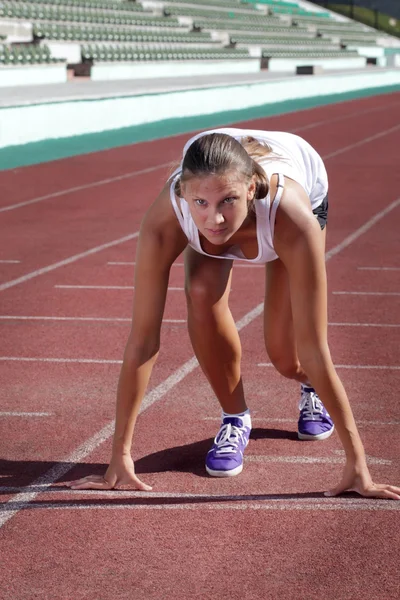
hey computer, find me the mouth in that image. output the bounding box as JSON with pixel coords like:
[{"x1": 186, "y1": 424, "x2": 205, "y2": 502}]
[{"x1": 206, "y1": 228, "x2": 228, "y2": 236}]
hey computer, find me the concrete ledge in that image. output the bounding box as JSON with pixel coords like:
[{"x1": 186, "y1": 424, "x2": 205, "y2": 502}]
[
  {"x1": 387, "y1": 54, "x2": 400, "y2": 67},
  {"x1": 91, "y1": 58, "x2": 261, "y2": 81},
  {"x1": 1, "y1": 68, "x2": 400, "y2": 150},
  {"x1": 1, "y1": 67, "x2": 400, "y2": 171},
  {"x1": 1, "y1": 80, "x2": 399, "y2": 171},
  {"x1": 0, "y1": 19, "x2": 32, "y2": 39},
  {"x1": 268, "y1": 56, "x2": 366, "y2": 73},
  {"x1": 0, "y1": 63, "x2": 68, "y2": 88}
]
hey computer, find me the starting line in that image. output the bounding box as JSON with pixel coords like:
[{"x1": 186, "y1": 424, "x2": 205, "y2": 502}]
[{"x1": 0, "y1": 491, "x2": 399, "y2": 512}]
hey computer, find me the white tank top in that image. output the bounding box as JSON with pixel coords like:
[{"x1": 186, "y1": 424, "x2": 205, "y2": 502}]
[
  {"x1": 169, "y1": 128, "x2": 328, "y2": 264},
  {"x1": 170, "y1": 172, "x2": 284, "y2": 263}
]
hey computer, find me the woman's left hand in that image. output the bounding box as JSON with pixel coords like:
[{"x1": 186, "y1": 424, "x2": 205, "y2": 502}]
[{"x1": 324, "y1": 461, "x2": 400, "y2": 499}]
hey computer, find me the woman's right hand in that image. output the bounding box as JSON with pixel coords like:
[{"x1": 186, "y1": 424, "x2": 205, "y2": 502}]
[{"x1": 66, "y1": 454, "x2": 152, "y2": 491}]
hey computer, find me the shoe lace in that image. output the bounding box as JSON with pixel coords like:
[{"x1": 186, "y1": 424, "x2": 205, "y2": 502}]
[
  {"x1": 299, "y1": 389, "x2": 324, "y2": 422},
  {"x1": 214, "y1": 422, "x2": 247, "y2": 455}
]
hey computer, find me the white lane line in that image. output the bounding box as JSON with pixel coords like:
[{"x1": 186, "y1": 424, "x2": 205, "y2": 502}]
[
  {"x1": 323, "y1": 123, "x2": 400, "y2": 160},
  {"x1": 292, "y1": 101, "x2": 400, "y2": 135},
  {"x1": 358, "y1": 267, "x2": 400, "y2": 271},
  {"x1": 0, "y1": 260, "x2": 20, "y2": 263},
  {"x1": 2, "y1": 101, "x2": 397, "y2": 216},
  {"x1": 0, "y1": 357, "x2": 122, "y2": 364},
  {"x1": 107, "y1": 262, "x2": 184, "y2": 266},
  {"x1": 0, "y1": 311, "x2": 261, "y2": 364},
  {"x1": 107, "y1": 262, "x2": 263, "y2": 268},
  {"x1": 1, "y1": 183, "x2": 400, "y2": 527},
  {"x1": 1, "y1": 488, "x2": 396, "y2": 501},
  {"x1": 245, "y1": 455, "x2": 391, "y2": 465},
  {"x1": 0, "y1": 232, "x2": 140, "y2": 293},
  {"x1": 1, "y1": 486, "x2": 398, "y2": 512},
  {"x1": 329, "y1": 322, "x2": 400, "y2": 328},
  {"x1": 0, "y1": 412, "x2": 52, "y2": 417},
  {"x1": 333, "y1": 291, "x2": 400, "y2": 296},
  {"x1": 0, "y1": 316, "x2": 185, "y2": 323},
  {"x1": 0, "y1": 303, "x2": 263, "y2": 528},
  {"x1": 54, "y1": 285, "x2": 184, "y2": 290},
  {"x1": 335, "y1": 365, "x2": 400, "y2": 370},
  {"x1": 203, "y1": 417, "x2": 400, "y2": 426},
  {"x1": 325, "y1": 197, "x2": 400, "y2": 261},
  {"x1": 1, "y1": 133, "x2": 399, "y2": 295},
  {"x1": 164, "y1": 319, "x2": 186, "y2": 323},
  {"x1": 0, "y1": 162, "x2": 173, "y2": 214},
  {"x1": 1, "y1": 499, "x2": 399, "y2": 512},
  {"x1": 7, "y1": 317, "x2": 393, "y2": 327},
  {"x1": 257, "y1": 363, "x2": 400, "y2": 370}
]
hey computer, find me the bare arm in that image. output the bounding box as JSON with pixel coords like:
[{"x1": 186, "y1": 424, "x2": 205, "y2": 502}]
[
  {"x1": 112, "y1": 185, "x2": 187, "y2": 455},
  {"x1": 274, "y1": 181, "x2": 400, "y2": 499},
  {"x1": 69, "y1": 183, "x2": 188, "y2": 490}
]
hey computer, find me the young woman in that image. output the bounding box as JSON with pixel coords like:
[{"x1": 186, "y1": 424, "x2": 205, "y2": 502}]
[{"x1": 68, "y1": 128, "x2": 400, "y2": 499}]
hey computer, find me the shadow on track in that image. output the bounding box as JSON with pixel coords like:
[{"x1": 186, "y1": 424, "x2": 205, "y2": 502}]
[{"x1": 0, "y1": 427, "x2": 297, "y2": 488}]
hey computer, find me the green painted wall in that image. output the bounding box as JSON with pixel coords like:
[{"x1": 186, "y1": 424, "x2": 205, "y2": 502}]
[{"x1": 1, "y1": 82, "x2": 399, "y2": 172}]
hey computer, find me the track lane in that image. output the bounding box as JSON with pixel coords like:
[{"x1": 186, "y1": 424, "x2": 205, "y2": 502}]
[{"x1": 0, "y1": 93, "x2": 399, "y2": 600}]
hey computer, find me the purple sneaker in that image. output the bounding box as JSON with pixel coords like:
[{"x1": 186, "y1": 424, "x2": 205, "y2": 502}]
[
  {"x1": 206, "y1": 416, "x2": 251, "y2": 477},
  {"x1": 298, "y1": 385, "x2": 335, "y2": 441}
]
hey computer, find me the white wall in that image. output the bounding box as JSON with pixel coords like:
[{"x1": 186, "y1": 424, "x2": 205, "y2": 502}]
[
  {"x1": 1, "y1": 68, "x2": 400, "y2": 148},
  {"x1": 0, "y1": 64, "x2": 67, "y2": 88}
]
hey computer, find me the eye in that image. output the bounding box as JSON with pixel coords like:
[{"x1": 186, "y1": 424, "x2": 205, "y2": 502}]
[
  {"x1": 194, "y1": 199, "x2": 207, "y2": 206},
  {"x1": 222, "y1": 197, "x2": 236, "y2": 204}
]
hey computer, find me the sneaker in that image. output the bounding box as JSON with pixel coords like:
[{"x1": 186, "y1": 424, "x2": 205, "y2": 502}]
[
  {"x1": 298, "y1": 385, "x2": 335, "y2": 441},
  {"x1": 206, "y1": 416, "x2": 251, "y2": 477}
]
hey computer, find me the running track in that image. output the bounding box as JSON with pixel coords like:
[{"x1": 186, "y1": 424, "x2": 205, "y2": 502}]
[{"x1": 0, "y1": 93, "x2": 399, "y2": 600}]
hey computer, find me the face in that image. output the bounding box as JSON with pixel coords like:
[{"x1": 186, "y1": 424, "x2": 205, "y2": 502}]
[{"x1": 181, "y1": 171, "x2": 255, "y2": 245}]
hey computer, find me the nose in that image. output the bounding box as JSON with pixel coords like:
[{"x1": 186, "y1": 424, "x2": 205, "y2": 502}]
[{"x1": 208, "y1": 210, "x2": 225, "y2": 226}]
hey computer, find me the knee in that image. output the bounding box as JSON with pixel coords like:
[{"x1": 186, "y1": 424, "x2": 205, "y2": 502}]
[
  {"x1": 185, "y1": 279, "x2": 220, "y2": 314},
  {"x1": 268, "y1": 352, "x2": 302, "y2": 380},
  {"x1": 124, "y1": 336, "x2": 160, "y2": 363}
]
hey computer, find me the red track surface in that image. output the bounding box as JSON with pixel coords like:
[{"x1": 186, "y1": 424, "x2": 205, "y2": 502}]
[{"x1": 1, "y1": 93, "x2": 400, "y2": 600}]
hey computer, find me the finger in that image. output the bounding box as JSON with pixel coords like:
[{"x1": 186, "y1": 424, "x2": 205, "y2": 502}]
[
  {"x1": 375, "y1": 484, "x2": 400, "y2": 494},
  {"x1": 324, "y1": 484, "x2": 353, "y2": 498},
  {"x1": 364, "y1": 488, "x2": 400, "y2": 500},
  {"x1": 66, "y1": 475, "x2": 105, "y2": 487},
  {"x1": 116, "y1": 477, "x2": 152, "y2": 492},
  {"x1": 69, "y1": 479, "x2": 114, "y2": 491},
  {"x1": 133, "y1": 478, "x2": 152, "y2": 492}
]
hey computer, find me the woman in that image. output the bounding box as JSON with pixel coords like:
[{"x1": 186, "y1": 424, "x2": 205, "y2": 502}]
[{"x1": 69, "y1": 128, "x2": 400, "y2": 499}]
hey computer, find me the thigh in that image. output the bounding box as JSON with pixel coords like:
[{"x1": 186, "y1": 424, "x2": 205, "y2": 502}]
[
  {"x1": 184, "y1": 246, "x2": 233, "y2": 307},
  {"x1": 264, "y1": 228, "x2": 327, "y2": 357},
  {"x1": 264, "y1": 257, "x2": 295, "y2": 359}
]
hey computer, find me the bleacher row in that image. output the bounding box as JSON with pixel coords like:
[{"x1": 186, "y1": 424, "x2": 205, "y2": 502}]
[
  {"x1": 9, "y1": 0, "x2": 150, "y2": 12},
  {"x1": 0, "y1": 0, "x2": 393, "y2": 70},
  {"x1": 0, "y1": 42, "x2": 62, "y2": 63},
  {"x1": 0, "y1": 4, "x2": 184, "y2": 27}
]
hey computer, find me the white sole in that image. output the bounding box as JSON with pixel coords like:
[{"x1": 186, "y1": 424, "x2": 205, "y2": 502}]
[
  {"x1": 298, "y1": 425, "x2": 335, "y2": 441},
  {"x1": 205, "y1": 464, "x2": 243, "y2": 477}
]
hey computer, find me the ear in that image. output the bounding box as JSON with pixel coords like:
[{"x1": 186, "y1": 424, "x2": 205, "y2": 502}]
[{"x1": 247, "y1": 177, "x2": 256, "y2": 200}]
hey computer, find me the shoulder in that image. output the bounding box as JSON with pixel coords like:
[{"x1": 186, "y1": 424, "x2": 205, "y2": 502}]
[
  {"x1": 134, "y1": 182, "x2": 188, "y2": 270},
  {"x1": 274, "y1": 177, "x2": 320, "y2": 248},
  {"x1": 140, "y1": 181, "x2": 187, "y2": 244}
]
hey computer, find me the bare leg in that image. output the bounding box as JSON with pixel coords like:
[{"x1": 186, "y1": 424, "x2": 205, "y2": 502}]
[
  {"x1": 264, "y1": 229, "x2": 334, "y2": 439},
  {"x1": 264, "y1": 228, "x2": 327, "y2": 380},
  {"x1": 184, "y1": 246, "x2": 247, "y2": 414}
]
